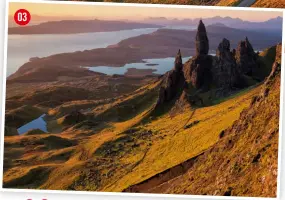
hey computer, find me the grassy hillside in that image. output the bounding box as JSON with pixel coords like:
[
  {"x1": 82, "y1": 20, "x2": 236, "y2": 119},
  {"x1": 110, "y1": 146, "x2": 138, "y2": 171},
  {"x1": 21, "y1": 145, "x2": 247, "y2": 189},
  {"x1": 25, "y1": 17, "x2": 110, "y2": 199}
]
[
  {"x1": 124, "y1": 44, "x2": 282, "y2": 197},
  {"x1": 165, "y1": 59, "x2": 280, "y2": 197},
  {"x1": 253, "y1": 0, "x2": 285, "y2": 7},
  {"x1": 3, "y1": 79, "x2": 260, "y2": 190},
  {"x1": 127, "y1": 70, "x2": 280, "y2": 197}
]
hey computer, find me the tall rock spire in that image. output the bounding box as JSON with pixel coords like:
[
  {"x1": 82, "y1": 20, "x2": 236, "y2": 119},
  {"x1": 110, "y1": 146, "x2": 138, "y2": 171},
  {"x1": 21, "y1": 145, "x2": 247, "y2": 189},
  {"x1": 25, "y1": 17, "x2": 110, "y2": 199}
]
[
  {"x1": 196, "y1": 20, "x2": 209, "y2": 56},
  {"x1": 236, "y1": 37, "x2": 258, "y2": 76},
  {"x1": 155, "y1": 49, "x2": 185, "y2": 107},
  {"x1": 183, "y1": 20, "x2": 212, "y2": 90},
  {"x1": 174, "y1": 49, "x2": 183, "y2": 72}
]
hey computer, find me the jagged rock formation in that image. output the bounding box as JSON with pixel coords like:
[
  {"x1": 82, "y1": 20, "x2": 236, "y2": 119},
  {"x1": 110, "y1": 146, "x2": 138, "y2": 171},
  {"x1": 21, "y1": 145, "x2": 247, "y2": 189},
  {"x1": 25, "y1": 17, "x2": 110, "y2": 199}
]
[
  {"x1": 184, "y1": 55, "x2": 213, "y2": 90},
  {"x1": 212, "y1": 38, "x2": 240, "y2": 92},
  {"x1": 236, "y1": 37, "x2": 259, "y2": 76},
  {"x1": 196, "y1": 20, "x2": 209, "y2": 55},
  {"x1": 174, "y1": 49, "x2": 183, "y2": 71},
  {"x1": 157, "y1": 19, "x2": 273, "y2": 108},
  {"x1": 184, "y1": 20, "x2": 212, "y2": 90},
  {"x1": 156, "y1": 50, "x2": 185, "y2": 106}
]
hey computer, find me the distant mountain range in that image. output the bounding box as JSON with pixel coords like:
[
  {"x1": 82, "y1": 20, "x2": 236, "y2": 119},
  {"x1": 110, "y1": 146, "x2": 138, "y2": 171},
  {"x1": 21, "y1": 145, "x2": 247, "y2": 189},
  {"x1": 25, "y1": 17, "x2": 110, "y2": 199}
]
[
  {"x1": 8, "y1": 19, "x2": 162, "y2": 35},
  {"x1": 142, "y1": 16, "x2": 283, "y2": 32},
  {"x1": 8, "y1": 16, "x2": 282, "y2": 35}
]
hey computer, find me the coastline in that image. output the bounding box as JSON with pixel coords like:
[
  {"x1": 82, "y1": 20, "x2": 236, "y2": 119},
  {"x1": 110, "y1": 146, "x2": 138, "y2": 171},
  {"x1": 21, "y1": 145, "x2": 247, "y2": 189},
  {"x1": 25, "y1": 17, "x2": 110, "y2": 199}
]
[{"x1": 8, "y1": 26, "x2": 281, "y2": 81}]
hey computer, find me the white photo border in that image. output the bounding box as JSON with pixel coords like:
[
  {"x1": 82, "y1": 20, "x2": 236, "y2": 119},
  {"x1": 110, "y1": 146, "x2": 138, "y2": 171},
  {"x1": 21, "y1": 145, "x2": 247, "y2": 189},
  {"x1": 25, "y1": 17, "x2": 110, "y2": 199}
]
[{"x1": 0, "y1": 1, "x2": 284, "y2": 200}]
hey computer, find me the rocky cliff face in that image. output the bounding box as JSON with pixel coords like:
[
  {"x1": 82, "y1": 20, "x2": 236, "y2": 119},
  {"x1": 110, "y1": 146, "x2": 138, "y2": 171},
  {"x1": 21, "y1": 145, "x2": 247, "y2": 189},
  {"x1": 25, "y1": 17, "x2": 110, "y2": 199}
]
[
  {"x1": 184, "y1": 55, "x2": 213, "y2": 90},
  {"x1": 263, "y1": 43, "x2": 282, "y2": 93},
  {"x1": 212, "y1": 38, "x2": 240, "y2": 93},
  {"x1": 236, "y1": 37, "x2": 259, "y2": 76}
]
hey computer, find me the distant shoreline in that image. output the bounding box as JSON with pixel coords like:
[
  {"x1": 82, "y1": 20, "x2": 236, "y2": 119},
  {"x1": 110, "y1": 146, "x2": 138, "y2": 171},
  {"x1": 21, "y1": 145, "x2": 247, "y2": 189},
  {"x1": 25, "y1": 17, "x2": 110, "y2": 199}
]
[
  {"x1": 8, "y1": 19, "x2": 162, "y2": 35},
  {"x1": 8, "y1": 26, "x2": 281, "y2": 82}
]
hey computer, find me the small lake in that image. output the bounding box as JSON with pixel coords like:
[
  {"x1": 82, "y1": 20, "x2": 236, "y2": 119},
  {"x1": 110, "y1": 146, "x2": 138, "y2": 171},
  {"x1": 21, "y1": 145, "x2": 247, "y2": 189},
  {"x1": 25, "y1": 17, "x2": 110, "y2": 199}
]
[
  {"x1": 86, "y1": 57, "x2": 192, "y2": 75},
  {"x1": 17, "y1": 114, "x2": 48, "y2": 135}
]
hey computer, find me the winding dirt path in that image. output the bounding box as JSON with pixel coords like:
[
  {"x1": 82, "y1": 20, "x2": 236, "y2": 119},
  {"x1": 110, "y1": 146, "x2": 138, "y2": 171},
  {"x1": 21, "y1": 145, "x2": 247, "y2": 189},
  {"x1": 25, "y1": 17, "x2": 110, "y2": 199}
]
[{"x1": 173, "y1": 109, "x2": 196, "y2": 136}]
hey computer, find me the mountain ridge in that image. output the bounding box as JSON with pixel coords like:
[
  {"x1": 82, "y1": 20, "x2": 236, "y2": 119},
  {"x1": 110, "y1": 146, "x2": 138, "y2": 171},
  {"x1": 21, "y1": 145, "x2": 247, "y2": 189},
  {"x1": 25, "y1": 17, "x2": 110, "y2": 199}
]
[{"x1": 8, "y1": 19, "x2": 163, "y2": 35}]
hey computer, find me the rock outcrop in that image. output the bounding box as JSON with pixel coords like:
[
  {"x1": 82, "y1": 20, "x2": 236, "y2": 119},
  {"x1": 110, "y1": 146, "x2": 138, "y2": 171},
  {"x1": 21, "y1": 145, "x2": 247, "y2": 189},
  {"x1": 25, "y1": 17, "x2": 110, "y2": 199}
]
[
  {"x1": 264, "y1": 43, "x2": 282, "y2": 87},
  {"x1": 157, "y1": 20, "x2": 266, "y2": 108},
  {"x1": 235, "y1": 37, "x2": 259, "y2": 76},
  {"x1": 251, "y1": 43, "x2": 281, "y2": 104},
  {"x1": 174, "y1": 49, "x2": 183, "y2": 71},
  {"x1": 184, "y1": 20, "x2": 212, "y2": 90},
  {"x1": 126, "y1": 43, "x2": 282, "y2": 197},
  {"x1": 212, "y1": 38, "x2": 240, "y2": 92},
  {"x1": 156, "y1": 50, "x2": 185, "y2": 106},
  {"x1": 184, "y1": 55, "x2": 213, "y2": 90},
  {"x1": 196, "y1": 20, "x2": 209, "y2": 55}
]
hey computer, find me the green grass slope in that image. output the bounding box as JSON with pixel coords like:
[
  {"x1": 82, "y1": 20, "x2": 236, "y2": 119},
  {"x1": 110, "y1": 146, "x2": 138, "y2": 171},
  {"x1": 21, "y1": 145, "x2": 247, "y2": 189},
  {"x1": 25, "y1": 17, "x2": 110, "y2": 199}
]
[
  {"x1": 165, "y1": 63, "x2": 280, "y2": 197},
  {"x1": 124, "y1": 44, "x2": 282, "y2": 197}
]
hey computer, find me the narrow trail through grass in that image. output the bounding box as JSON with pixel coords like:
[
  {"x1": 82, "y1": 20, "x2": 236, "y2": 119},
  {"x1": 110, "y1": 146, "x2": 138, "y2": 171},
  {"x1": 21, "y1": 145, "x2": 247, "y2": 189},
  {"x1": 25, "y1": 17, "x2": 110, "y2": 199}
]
[{"x1": 173, "y1": 109, "x2": 196, "y2": 136}]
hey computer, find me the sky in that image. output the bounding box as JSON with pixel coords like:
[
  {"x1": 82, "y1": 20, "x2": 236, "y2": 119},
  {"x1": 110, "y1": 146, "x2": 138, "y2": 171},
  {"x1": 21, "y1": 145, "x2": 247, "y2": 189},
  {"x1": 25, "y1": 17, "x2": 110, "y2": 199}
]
[{"x1": 9, "y1": 2, "x2": 283, "y2": 22}]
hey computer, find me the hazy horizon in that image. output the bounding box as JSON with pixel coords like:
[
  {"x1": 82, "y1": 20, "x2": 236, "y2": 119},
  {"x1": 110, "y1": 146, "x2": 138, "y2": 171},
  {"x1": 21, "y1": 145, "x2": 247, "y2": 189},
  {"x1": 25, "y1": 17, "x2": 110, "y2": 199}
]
[{"x1": 9, "y1": 2, "x2": 283, "y2": 23}]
